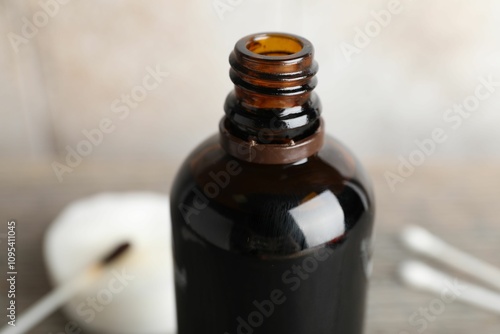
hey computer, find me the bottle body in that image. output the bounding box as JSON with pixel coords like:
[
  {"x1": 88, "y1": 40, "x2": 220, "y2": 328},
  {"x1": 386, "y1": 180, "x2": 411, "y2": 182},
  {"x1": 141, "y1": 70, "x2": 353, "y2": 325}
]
[
  {"x1": 170, "y1": 32, "x2": 375, "y2": 333},
  {"x1": 170, "y1": 133, "x2": 374, "y2": 333}
]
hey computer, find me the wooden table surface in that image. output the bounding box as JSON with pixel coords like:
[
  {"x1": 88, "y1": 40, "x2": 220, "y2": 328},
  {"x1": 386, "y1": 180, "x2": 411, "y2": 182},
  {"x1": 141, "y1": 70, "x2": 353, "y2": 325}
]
[{"x1": 1, "y1": 159, "x2": 499, "y2": 333}]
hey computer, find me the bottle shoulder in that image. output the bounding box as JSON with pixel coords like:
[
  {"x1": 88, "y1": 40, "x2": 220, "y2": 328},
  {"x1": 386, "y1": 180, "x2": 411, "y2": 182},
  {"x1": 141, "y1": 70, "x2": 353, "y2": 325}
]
[
  {"x1": 170, "y1": 133, "x2": 374, "y2": 256},
  {"x1": 173, "y1": 133, "x2": 372, "y2": 197}
]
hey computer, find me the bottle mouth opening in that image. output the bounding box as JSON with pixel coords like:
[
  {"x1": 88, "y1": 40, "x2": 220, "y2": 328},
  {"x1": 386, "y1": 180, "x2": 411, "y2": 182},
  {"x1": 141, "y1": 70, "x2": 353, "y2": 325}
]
[
  {"x1": 246, "y1": 34, "x2": 303, "y2": 57},
  {"x1": 235, "y1": 32, "x2": 312, "y2": 62}
]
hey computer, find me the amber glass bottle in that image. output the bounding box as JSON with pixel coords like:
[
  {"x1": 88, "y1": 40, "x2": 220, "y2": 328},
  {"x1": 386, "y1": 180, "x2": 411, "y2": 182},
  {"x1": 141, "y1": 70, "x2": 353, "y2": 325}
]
[{"x1": 170, "y1": 32, "x2": 375, "y2": 334}]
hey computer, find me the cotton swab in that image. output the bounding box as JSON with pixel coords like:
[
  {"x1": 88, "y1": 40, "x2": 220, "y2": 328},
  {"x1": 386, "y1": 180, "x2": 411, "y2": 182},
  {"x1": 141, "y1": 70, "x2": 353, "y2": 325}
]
[
  {"x1": 0, "y1": 243, "x2": 131, "y2": 334},
  {"x1": 400, "y1": 260, "x2": 500, "y2": 315},
  {"x1": 401, "y1": 225, "x2": 500, "y2": 291}
]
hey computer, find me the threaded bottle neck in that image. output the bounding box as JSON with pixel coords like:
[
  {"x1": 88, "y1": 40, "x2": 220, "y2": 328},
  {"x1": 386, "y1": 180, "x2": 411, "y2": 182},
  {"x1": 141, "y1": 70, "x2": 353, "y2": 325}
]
[
  {"x1": 229, "y1": 33, "x2": 318, "y2": 109},
  {"x1": 220, "y1": 32, "x2": 324, "y2": 164}
]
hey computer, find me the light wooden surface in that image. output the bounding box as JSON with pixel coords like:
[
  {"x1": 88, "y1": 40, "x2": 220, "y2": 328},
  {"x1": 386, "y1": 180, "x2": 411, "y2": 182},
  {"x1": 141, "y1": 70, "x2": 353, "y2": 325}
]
[{"x1": 0, "y1": 160, "x2": 499, "y2": 333}]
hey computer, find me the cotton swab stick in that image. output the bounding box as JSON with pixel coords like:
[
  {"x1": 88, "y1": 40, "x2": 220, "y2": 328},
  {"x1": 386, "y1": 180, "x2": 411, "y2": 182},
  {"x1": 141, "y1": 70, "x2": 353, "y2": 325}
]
[
  {"x1": 401, "y1": 225, "x2": 500, "y2": 291},
  {"x1": 400, "y1": 260, "x2": 500, "y2": 314},
  {"x1": 0, "y1": 243, "x2": 131, "y2": 334}
]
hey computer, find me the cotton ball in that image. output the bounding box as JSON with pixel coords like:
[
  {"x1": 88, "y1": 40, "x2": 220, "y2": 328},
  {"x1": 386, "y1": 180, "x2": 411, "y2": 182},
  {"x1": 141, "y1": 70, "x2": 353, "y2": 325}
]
[{"x1": 44, "y1": 192, "x2": 176, "y2": 334}]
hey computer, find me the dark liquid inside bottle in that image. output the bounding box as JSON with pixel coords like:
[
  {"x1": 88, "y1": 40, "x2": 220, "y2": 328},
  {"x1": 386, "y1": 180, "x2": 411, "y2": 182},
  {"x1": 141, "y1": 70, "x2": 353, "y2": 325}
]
[{"x1": 170, "y1": 32, "x2": 375, "y2": 334}]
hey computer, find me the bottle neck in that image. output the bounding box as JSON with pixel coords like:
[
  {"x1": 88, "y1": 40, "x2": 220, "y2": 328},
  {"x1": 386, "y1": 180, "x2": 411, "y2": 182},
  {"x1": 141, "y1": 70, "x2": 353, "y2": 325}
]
[{"x1": 219, "y1": 32, "x2": 324, "y2": 164}]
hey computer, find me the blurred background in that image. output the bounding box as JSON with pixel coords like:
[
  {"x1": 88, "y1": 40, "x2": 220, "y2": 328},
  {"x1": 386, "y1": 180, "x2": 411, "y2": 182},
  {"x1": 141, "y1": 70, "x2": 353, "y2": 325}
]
[
  {"x1": 1, "y1": 0, "x2": 500, "y2": 333},
  {"x1": 2, "y1": 0, "x2": 500, "y2": 165}
]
